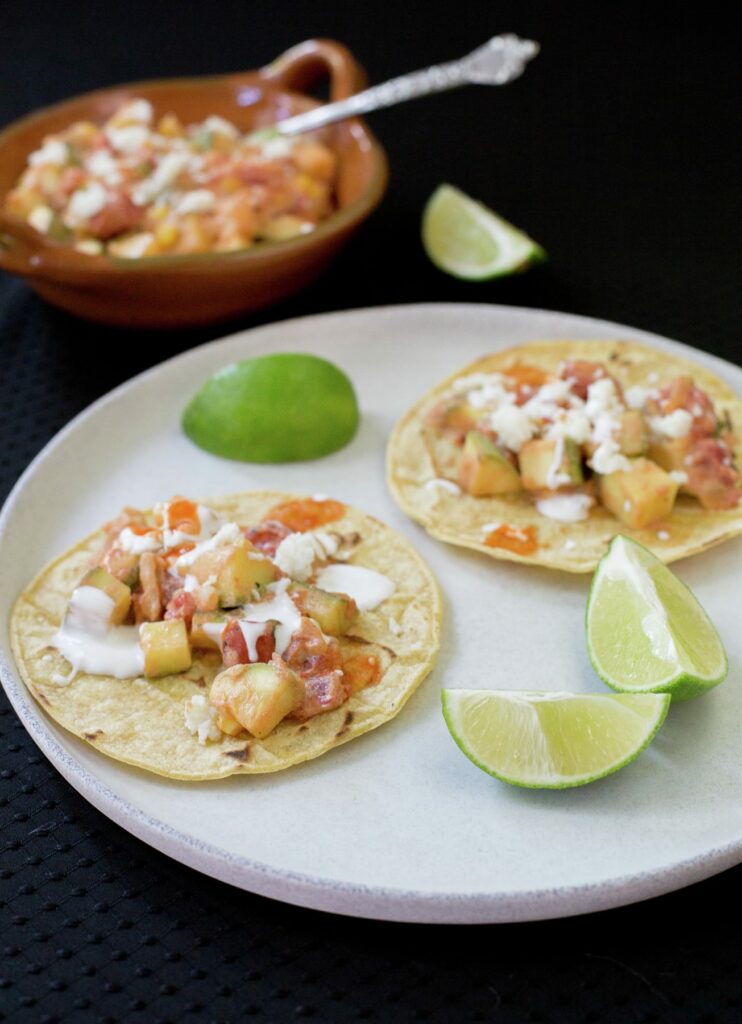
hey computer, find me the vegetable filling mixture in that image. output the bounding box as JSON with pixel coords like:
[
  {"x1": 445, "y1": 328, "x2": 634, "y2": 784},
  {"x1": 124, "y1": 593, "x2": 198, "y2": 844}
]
[
  {"x1": 52, "y1": 497, "x2": 393, "y2": 743},
  {"x1": 425, "y1": 359, "x2": 739, "y2": 528},
  {"x1": 5, "y1": 98, "x2": 336, "y2": 257}
]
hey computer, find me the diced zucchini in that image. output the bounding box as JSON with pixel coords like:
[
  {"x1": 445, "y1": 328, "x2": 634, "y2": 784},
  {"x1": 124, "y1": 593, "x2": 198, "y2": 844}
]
[
  {"x1": 458, "y1": 430, "x2": 522, "y2": 496},
  {"x1": 618, "y1": 411, "x2": 649, "y2": 456},
  {"x1": 190, "y1": 541, "x2": 277, "y2": 607},
  {"x1": 190, "y1": 611, "x2": 227, "y2": 651},
  {"x1": 647, "y1": 437, "x2": 691, "y2": 475},
  {"x1": 140, "y1": 619, "x2": 192, "y2": 677},
  {"x1": 598, "y1": 458, "x2": 679, "y2": 529},
  {"x1": 210, "y1": 660, "x2": 302, "y2": 739},
  {"x1": 518, "y1": 437, "x2": 583, "y2": 491},
  {"x1": 288, "y1": 584, "x2": 358, "y2": 636},
  {"x1": 78, "y1": 567, "x2": 131, "y2": 625}
]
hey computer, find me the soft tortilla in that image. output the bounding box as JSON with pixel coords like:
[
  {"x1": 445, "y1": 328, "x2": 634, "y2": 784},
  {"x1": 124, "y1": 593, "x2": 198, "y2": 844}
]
[
  {"x1": 11, "y1": 491, "x2": 442, "y2": 780},
  {"x1": 387, "y1": 339, "x2": 742, "y2": 572}
]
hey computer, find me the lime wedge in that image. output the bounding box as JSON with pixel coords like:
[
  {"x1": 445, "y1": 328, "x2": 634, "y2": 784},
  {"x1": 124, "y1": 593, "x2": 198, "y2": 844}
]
[
  {"x1": 182, "y1": 353, "x2": 359, "y2": 463},
  {"x1": 442, "y1": 689, "x2": 670, "y2": 789},
  {"x1": 586, "y1": 535, "x2": 728, "y2": 701},
  {"x1": 422, "y1": 184, "x2": 546, "y2": 280}
]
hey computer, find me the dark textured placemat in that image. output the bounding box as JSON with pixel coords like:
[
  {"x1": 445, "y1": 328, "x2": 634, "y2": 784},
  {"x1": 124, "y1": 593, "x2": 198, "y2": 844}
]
[{"x1": 2, "y1": 3, "x2": 741, "y2": 1022}]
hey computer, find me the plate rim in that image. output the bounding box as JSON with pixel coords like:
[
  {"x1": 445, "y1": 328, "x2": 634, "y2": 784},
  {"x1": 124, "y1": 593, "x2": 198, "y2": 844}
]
[{"x1": 2, "y1": 301, "x2": 741, "y2": 923}]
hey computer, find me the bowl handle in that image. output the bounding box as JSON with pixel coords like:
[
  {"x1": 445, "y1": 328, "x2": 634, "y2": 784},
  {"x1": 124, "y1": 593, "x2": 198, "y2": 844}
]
[
  {"x1": 0, "y1": 211, "x2": 99, "y2": 280},
  {"x1": 258, "y1": 38, "x2": 367, "y2": 102}
]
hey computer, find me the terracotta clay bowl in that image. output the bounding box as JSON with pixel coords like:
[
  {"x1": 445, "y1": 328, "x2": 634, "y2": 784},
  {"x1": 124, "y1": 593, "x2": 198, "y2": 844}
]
[{"x1": 0, "y1": 39, "x2": 388, "y2": 329}]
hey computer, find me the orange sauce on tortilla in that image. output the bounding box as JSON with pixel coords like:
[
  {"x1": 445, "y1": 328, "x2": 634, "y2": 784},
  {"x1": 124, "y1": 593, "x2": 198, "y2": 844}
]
[
  {"x1": 342, "y1": 653, "x2": 382, "y2": 695},
  {"x1": 265, "y1": 498, "x2": 345, "y2": 532},
  {"x1": 484, "y1": 524, "x2": 538, "y2": 556}
]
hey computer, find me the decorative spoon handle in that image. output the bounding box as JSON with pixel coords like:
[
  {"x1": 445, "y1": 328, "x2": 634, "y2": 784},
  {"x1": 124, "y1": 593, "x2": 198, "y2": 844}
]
[{"x1": 270, "y1": 34, "x2": 539, "y2": 137}]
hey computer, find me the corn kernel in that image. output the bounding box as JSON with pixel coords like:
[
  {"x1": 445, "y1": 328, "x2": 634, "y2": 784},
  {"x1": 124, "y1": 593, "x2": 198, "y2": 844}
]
[{"x1": 155, "y1": 222, "x2": 179, "y2": 249}]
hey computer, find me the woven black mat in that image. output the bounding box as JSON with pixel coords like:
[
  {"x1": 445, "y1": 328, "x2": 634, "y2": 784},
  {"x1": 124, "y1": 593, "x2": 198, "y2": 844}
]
[{"x1": 2, "y1": 4, "x2": 741, "y2": 1022}]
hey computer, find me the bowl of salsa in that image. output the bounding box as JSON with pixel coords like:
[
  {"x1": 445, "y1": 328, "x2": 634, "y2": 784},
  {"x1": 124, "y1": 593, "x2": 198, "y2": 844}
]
[{"x1": 0, "y1": 39, "x2": 388, "y2": 328}]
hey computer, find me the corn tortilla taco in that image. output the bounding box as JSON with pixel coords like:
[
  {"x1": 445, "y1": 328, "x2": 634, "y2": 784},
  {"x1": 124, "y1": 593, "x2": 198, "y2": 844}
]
[
  {"x1": 387, "y1": 339, "x2": 742, "y2": 572},
  {"x1": 11, "y1": 492, "x2": 442, "y2": 780}
]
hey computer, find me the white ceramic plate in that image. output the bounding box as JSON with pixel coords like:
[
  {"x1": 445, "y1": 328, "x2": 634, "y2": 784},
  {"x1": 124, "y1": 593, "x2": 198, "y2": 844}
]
[{"x1": 2, "y1": 304, "x2": 741, "y2": 924}]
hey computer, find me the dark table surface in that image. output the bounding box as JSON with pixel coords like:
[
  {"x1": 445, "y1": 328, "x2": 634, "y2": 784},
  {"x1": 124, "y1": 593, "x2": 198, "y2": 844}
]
[{"x1": 1, "y1": 3, "x2": 741, "y2": 1022}]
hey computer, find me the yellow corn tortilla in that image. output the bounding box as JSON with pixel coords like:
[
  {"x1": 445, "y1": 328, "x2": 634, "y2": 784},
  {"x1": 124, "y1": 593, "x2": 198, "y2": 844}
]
[
  {"x1": 11, "y1": 491, "x2": 442, "y2": 780},
  {"x1": 387, "y1": 339, "x2": 742, "y2": 572}
]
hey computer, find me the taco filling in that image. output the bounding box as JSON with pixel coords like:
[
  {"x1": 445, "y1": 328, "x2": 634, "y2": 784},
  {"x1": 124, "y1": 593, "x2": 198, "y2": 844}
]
[
  {"x1": 11, "y1": 492, "x2": 442, "y2": 783},
  {"x1": 424, "y1": 360, "x2": 739, "y2": 527},
  {"x1": 49, "y1": 496, "x2": 403, "y2": 743},
  {"x1": 387, "y1": 340, "x2": 742, "y2": 572}
]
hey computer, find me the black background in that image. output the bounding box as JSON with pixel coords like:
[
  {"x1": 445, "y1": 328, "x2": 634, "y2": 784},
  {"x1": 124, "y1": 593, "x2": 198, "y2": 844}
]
[{"x1": 1, "y1": 2, "x2": 741, "y2": 1022}]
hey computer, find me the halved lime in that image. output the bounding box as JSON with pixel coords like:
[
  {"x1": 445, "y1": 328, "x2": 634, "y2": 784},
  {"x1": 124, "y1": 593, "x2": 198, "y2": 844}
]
[
  {"x1": 422, "y1": 184, "x2": 546, "y2": 280},
  {"x1": 442, "y1": 689, "x2": 670, "y2": 789},
  {"x1": 182, "y1": 353, "x2": 359, "y2": 463},
  {"x1": 587, "y1": 535, "x2": 728, "y2": 701}
]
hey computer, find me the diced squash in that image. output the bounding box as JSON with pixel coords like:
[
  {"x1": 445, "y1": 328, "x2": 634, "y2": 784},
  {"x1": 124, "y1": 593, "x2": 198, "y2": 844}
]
[
  {"x1": 458, "y1": 430, "x2": 522, "y2": 496},
  {"x1": 618, "y1": 411, "x2": 649, "y2": 456},
  {"x1": 140, "y1": 619, "x2": 192, "y2": 677},
  {"x1": 210, "y1": 659, "x2": 303, "y2": 739},
  {"x1": 189, "y1": 540, "x2": 277, "y2": 607},
  {"x1": 190, "y1": 611, "x2": 227, "y2": 651},
  {"x1": 288, "y1": 584, "x2": 358, "y2": 636},
  {"x1": 426, "y1": 400, "x2": 478, "y2": 435},
  {"x1": 598, "y1": 458, "x2": 679, "y2": 529},
  {"x1": 647, "y1": 437, "x2": 691, "y2": 475},
  {"x1": 518, "y1": 438, "x2": 583, "y2": 491},
  {"x1": 78, "y1": 567, "x2": 131, "y2": 625}
]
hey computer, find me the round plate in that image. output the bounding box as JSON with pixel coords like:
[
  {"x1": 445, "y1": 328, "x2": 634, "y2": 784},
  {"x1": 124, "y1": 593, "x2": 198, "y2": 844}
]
[{"x1": 2, "y1": 303, "x2": 741, "y2": 923}]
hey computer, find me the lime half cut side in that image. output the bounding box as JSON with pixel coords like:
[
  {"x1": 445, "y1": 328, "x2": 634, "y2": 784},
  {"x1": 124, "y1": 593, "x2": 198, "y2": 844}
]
[
  {"x1": 442, "y1": 689, "x2": 670, "y2": 789},
  {"x1": 422, "y1": 184, "x2": 546, "y2": 280},
  {"x1": 586, "y1": 535, "x2": 728, "y2": 701}
]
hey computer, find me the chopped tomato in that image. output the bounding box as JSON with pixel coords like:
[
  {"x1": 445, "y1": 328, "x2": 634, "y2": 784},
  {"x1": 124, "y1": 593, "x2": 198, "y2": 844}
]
[
  {"x1": 342, "y1": 653, "x2": 382, "y2": 695},
  {"x1": 484, "y1": 524, "x2": 539, "y2": 556},
  {"x1": 283, "y1": 617, "x2": 343, "y2": 679},
  {"x1": 244, "y1": 519, "x2": 293, "y2": 556},
  {"x1": 87, "y1": 191, "x2": 142, "y2": 239},
  {"x1": 560, "y1": 360, "x2": 612, "y2": 400},
  {"x1": 164, "y1": 591, "x2": 196, "y2": 630},
  {"x1": 220, "y1": 620, "x2": 275, "y2": 668},
  {"x1": 265, "y1": 498, "x2": 345, "y2": 533},
  {"x1": 654, "y1": 377, "x2": 717, "y2": 439},
  {"x1": 290, "y1": 671, "x2": 347, "y2": 721},
  {"x1": 684, "y1": 438, "x2": 740, "y2": 509}
]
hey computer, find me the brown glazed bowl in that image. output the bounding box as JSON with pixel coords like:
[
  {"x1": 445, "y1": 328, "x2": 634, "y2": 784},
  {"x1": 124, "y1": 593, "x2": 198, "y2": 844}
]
[{"x1": 0, "y1": 39, "x2": 388, "y2": 329}]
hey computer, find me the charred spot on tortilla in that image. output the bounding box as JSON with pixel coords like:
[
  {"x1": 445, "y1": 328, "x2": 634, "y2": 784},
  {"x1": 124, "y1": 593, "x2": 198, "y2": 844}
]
[
  {"x1": 223, "y1": 745, "x2": 250, "y2": 762},
  {"x1": 84, "y1": 730, "x2": 104, "y2": 741},
  {"x1": 335, "y1": 710, "x2": 354, "y2": 738},
  {"x1": 343, "y1": 634, "x2": 398, "y2": 658}
]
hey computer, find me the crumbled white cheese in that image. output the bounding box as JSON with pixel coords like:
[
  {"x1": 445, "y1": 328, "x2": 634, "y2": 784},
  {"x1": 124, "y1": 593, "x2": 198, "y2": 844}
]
[
  {"x1": 75, "y1": 239, "x2": 104, "y2": 255},
  {"x1": 563, "y1": 539, "x2": 576, "y2": 551},
  {"x1": 132, "y1": 152, "x2": 190, "y2": 206},
  {"x1": 273, "y1": 531, "x2": 339, "y2": 582},
  {"x1": 589, "y1": 440, "x2": 631, "y2": 475},
  {"x1": 110, "y1": 232, "x2": 154, "y2": 258},
  {"x1": 535, "y1": 493, "x2": 594, "y2": 522},
  {"x1": 176, "y1": 189, "x2": 216, "y2": 214},
  {"x1": 66, "y1": 182, "x2": 107, "y2": 222},
  {"x1": 27, "y1": 205, "x2": 54, "y2": 233},
  {"x1": 259, "y1": 136, "x2": 294, "y2": 159},
  {"x1": 656, "y1": 530, "x2": 670, "y2": 541},
  {"x1": 184, "y1": 695, "x2": 221, "y2": 744},
  {"x1": 29, "y1": 139, "x2": 69, "y2": 166},
  {"x1": 546, "y1": 408, "x2": 591, "y2": 445},
  {"x1": 120, "y1": 99, "x2": 154, "y2": 124},
  {"x1": 87, "y1": 149, "x2": 123, "y2": 185},
  {"x1": 106, "y1": 125, "x2": 150, "y2": 153},
  {"x1": 669, "y1": 470, "x2": 688, "y2": 485},
  {"x1": 424, "y1": 478, "x2": 462, "y2": 495},
  {"x1": 202, "y1": 115, "x2": 239, "y2": 138},
  {"x1": 488, "y1": 404, "x2": 537, "y2": 452},
  {"x1": 624, "y1": 385, "x2": 650, "y2": 409},
  {"x1": 650, "y1": 409, "x2": 693, "y2": 439}
]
